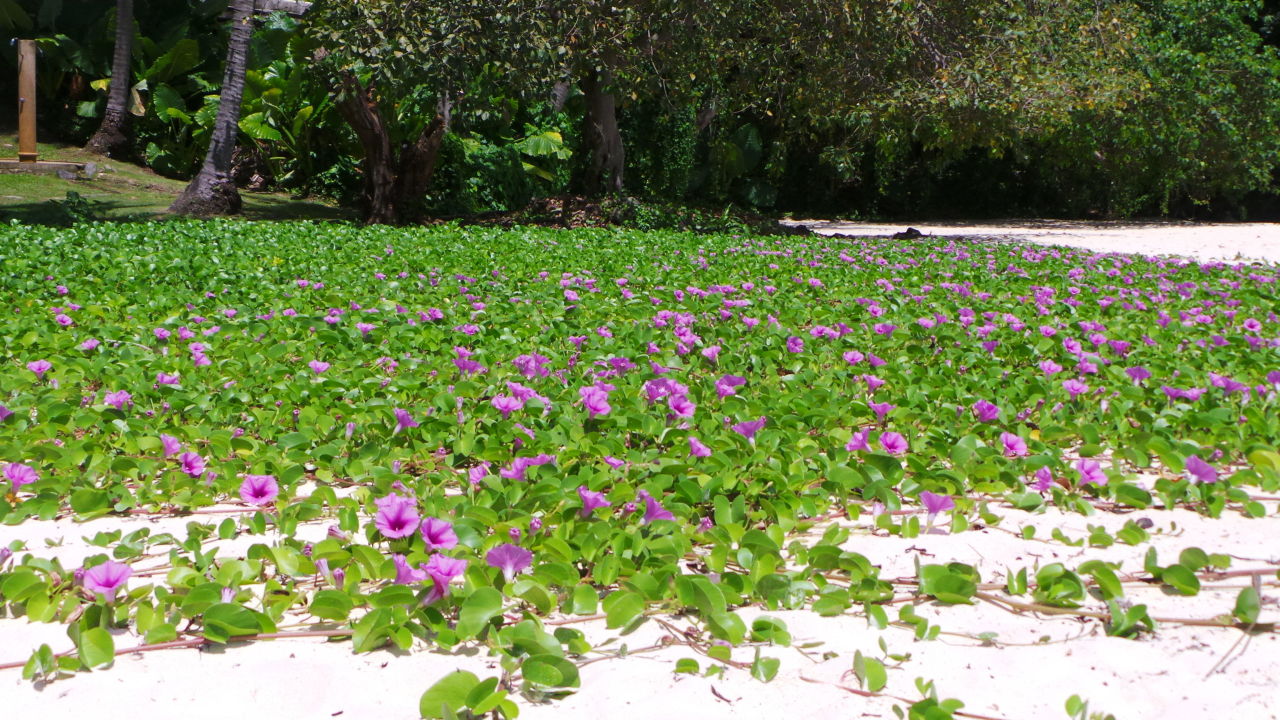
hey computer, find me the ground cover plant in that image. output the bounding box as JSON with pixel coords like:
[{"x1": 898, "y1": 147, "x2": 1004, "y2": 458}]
[{"x1": 1, "y1": 221, "x2": 1278, "y2": 718}]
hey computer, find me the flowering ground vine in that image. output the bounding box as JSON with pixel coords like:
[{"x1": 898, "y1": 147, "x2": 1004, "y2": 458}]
[{"x1": 1, "y1": 222, "x2": 1278, "y2": 718}]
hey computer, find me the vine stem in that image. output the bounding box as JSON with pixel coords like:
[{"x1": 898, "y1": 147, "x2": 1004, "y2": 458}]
[
  {"x1": 798, "y1": 672, "x2": 1014, "y2": 720},
  {"x1": 973, "y1": 591, "x2": 1272, "y2": 629},
  {"x1": 0, "y1": 629, "x2": 352, "y2": 672}
]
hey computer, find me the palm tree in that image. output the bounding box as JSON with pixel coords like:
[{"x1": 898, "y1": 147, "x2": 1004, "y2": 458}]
[
  {"x1": 169, "y1": 0, "x2": 256, "y2": 216},
  {"x1": 85, "y1": 0, "x2": 134, "y2": 157}
]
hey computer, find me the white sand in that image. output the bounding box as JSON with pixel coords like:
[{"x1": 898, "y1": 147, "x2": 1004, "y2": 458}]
[
  {"x1": 793, "y1": 220, "x2": 1280, "y2": 264},
  {"x1": 4, "y1": 223, "x2": 1280, "y2": 720}
]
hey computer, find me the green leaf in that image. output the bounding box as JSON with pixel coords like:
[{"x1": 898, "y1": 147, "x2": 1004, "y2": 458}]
[
  {"x1": 853, "y1": 651, "x2": 887, "y2": 692},
  {"x1": 602, "y1": 590, "x2": 645, "y2": 629},
  {"x1": 419, "y1": 670, "x2": 479, "y2": 719},
  {"x1": 76, "y1": 626, "x2": 115, "y2": 668},
  {"x1": 456, "y1": 587, "x2": 503, "y2": 639},
  {"x1": 1161, "y1": 565, "x2": 1200, "y2": 596},
  {"x1": 1233, "y1": 587, "x2": 1260, "y2": 625},
  {"x1": 309, "y1": 590, "x2": 354, "y2": 621},
  {"x1": 569, "y1": 584, "x2": 598, "y2": 615}
]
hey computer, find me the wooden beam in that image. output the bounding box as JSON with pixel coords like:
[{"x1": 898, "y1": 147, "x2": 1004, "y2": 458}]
[{"x1": 17, "y1": 39, "x2": 37, "y2": 162}]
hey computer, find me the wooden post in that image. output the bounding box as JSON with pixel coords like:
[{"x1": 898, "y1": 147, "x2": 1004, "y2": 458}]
[{"x1": 17, "y1": 39, "x2": 37, "y2": 163}]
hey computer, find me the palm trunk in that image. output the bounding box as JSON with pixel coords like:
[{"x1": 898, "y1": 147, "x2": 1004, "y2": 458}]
[
  {"x1": 85, "y1": 0, "x2": 134, "y2": 157},
  {"x1": 334, "y1": 73, "x2": 450, "y2": 224},
  {"x1": 580, "y1": 67, "x2": 625, "y2": 195},
  {"x1": 170, "y1": 0, "x2": 255, "y2": 216}
]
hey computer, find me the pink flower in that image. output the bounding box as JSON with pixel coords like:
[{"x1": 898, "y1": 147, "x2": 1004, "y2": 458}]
[
  {"x1": 5, "y1": 463, "x2": 38, "y2": 492},
  {"x1": 308, "y1": 360, "x2": 331, "y2": 374},
  {"x1": 423, "y1": 555, "x2": 468, "y2": 604},
  {"x1": 845, "y1": 428, "x2": 871, "y2": 452},
  {"x1": 160, "y1": 434, "x2": 182, "y2": 457},
  {"x1": 971, "y1": 400, "x2": 1000, "y2": 423},
  {"x1": 104, "y1": 390, "x2": 132, "y2": 410},
  {"x1": 880, "y1": 431, "x2": 908, "y2": 455},
  {"x1": 1063, "y1": 378, "x2": 1089, "y2": 399},
  {"x1": 419, "y1": 517, "x2": 458, "y2": 550},
  {"x1": 578, "y1": 486, "x2": 612, "y2": 517},
  {"x1": 83, "y1": 560, "x2": 132, "y2": 601},
  {"x1": 689, "y1": 437, "x2": 712, "y2": 458},
  {"x1": 79, "y1": 338, "x2": 100, "y2": 351},
  {"x1": 26, "y1": 360, "x2": 52, "y2": 379},
  {"x1": 391, "y1": 553, "x2": 427, "y2": 584},
  {"x1": 580, "y1": 386, "x2": 611, "y2": 418},
  {"x1": 240, "y1": 474, "x2": 280, "y2": 505},
  {"x1": 375, "y1": 494, "x2": 420, "y2": 538},
  {"x1": 1000, "y1": 432, "x2": 1028, "y2": 458},
  {"x1": 492, "y1": 394, "x2": 523, "y2": 419},
  {"x1": 1076, "y1": 458, "x2": 1106, "y2": 486},
  {"x1": 179, "y1": 451, "x2": 205, "y2": 478}
]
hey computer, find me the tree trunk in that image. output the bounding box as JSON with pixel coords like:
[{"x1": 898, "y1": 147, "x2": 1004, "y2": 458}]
[
  {"x1": 170, "y1": 0, "x2": 255, "y2": 217},
  {"x1": 333, "y1": 73, "x2": 450, "y2": 225},
  {"x1": 85, "y1": 0, "x2": 134, "y2": 158},
  {"x1": 580, "y1": 67, "x2": 625, "y2": 196}
]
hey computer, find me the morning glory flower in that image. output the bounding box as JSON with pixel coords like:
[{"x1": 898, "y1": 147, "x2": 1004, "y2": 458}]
[
  {"x1": 308, "y1": 360, "x2": 330, "y2": 374},
  {"x1": 1125, "y1": 366, "x2": 1151, "y2": 384},
  {"x1": 375, "y1": 494, "x2": 421, "y2": 539},
  {"x1": 1184, "y1": 455, "x2": 1218, "y2": 484},
  {"x1": 786, "y1": 336, "x2": 805, "y2": 353},
  {"x1": 492, "y1": 394, "x2": 523, "y2": 419},
  {"x1": 239, "y1": 474, "x2": 280, "y2": 505},
  {"x1": 160, "y1": 434, "x2": 182, "y2": 457},
  {"x1": 391, "y1": 553, "x2": 428, "y2": 584},
  {"x1": 578, "y1": 486, "x2": 612, "y2": 517},
  {"x1": 920, "y1": 491, "x2": 955, "y2": 523},
  {"x1": 5, "y1": 463, "x2": 38, "y2": 492},
  {"x1": 972, "y1": 400, "x2": 1000, "y2": 422},
  {"x1": 179, "y1": 451, "x2": 206, "y2": 478},
  {"x1": 356, "y1": 322, "x2": 376, "y2": 335},
  {"x1": 869, "y1": 401, "x2": 895, "y2": 420},
  {"x1": 640, "y1": 491, "x2": 675, "y2": 525},
  {"x1": 1039, "y1": 360, "x2": 1062, "y2": 376},
  {"x1": 1000, "y1": 432, "x2": 1029, "y2": 458},
  {"x1": 1031, "y1": 466, "x2": 1054, "y2": 492},
  {"x1": 26, "y1": 360, "x2": 52, "y2": 379},
  {"x1": 880, "y1": 431, "x2": 908, "y2": 456},
  {"x1": 104, "y1": 390, "x2": 132, "y2": 411},
  {"x1": 486, "y1": 543, "x2": 533, "y2": 583},
  {"x1": 156, "y1": 372, "x2": 181, "y2": 385},
  {"x1": 845, "y1": 428, "x2": 871, "y2": 452},
  {"x1": 423, "y1": 555, "x2": 468, "y2": 604},
  {"x1": 732, "y1": 416, "x2": 767, "y2": 442},
  {"x1": 689, "y1": 437, "x2": 712, "y2": 458},
  {"x1": 393, "y1": 408, "x2": 419, "y2": 433},
  {"x1": 83, "y1": 560, "x2": 132, "y2": 602},
  {"x1": 420, "y1": 517, "x2": 458, "y2": 550},
  {"x1": 79, "y1": 338, "x2": 100, "y2": 351},
  {"x1": 580, "y1": 385, "x2": 612, "y2": 418},
  {"x1": 1063, "y1": 378, "x2": 1089, "y2": 399},
  {"x1": 715, "y1": 374, "x2": 747, "y2": 399},
  {"x1": 1076, "y1": 458, "x2": 1106, "y2": 486}
]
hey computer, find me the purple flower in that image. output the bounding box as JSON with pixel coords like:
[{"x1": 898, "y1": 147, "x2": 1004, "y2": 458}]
[
  {"x1": 356, "y1": 322, "x2": 376, "y2": 335},
  {"x1": 5, "y1": 462, "x2": 38, "y2": 492},
  {"x1": 420, "y1": 517, "x2": 458, "y2": 550},
  {"x1": 689, "y1": 437, "x2": 712, "y2": 458},
  {"x1": 0, "y1": 404, "x2": 11, "y2": 422},
  {"x1": 869, "y1": 401, "x2": 896, "y2": 421},
  {"x1": 26, "y1": 359, "x2": 52, "y2": 379},
  {"x1": 641, "y1": 493, "x2": 676, "y2": 524},
  {"x1": 1126, "y1": 366, "x2": 1151, "y2": 384},
  {"x1": 393, "y1": 408, "x2": 419, "y2": 433},
  {"x1": 732, "y1": 416, "x2": 767, "y2": 442},
  {"x1": 486, "y1": 543, "x2": 533, "y2": 583},
  {"x1": 154, "y1": 327, "x2": 171, "y2": 341},
  {"x1": 845, "y1": 428, "x2": 871, "y2": 452},
  {"x1": 179, "y1": 451, "x2": 205, "y2": 478},
  {"x1": 55, "y1": 313, "x2": 74, "y2": 327},
  {"x1": 83, "y1": 560, "x2": 132, "y2": 601},
  {"x1": 492, "y1": 394, "x2": 523, "y2": 419},
  {"x1": 786, "y1": 336, "x2": 805, "y2": 353},
  {"x1": 580, "y1": 386, "x2": 612, "y2": 418},
  {"x1": 971, "y1": 400, "x2": 1000, "y2": 423},
  {"x1": 499, "y1": 453, "x2": 556, "y2": 481},
  {"x1": 578, "y1": 486, "x2": 612, "y2": 517},
  {"x1": 308, "y1": 360, "x2": 331, "y2": 374},
  {"x1": 880, "y1": 431, "x2": 908, "y2": 455},
  {"x1": 104, "y1": 390, "x2": 132, "y2": 410},
  {"x1": 715, "y1": 374, "x2": 746, "y2": 399},
  {"x1": 392, "y1": 553, "x2": 427, "y2": 584},
  {"x1": 423, "y1": 555, "x2": 468, "y2": 604},
  {"x1": 156, "y1": 372, "x2": 181, "y2": 385},
  {"x1": 1063, "y1": 378, "x2": 1089, "y2": 399},
  {"x1": 1184, "y1": 455, "x2": 1218, "y2": 484},
  {"x1": 1076, "y1": 458, "x2": 1106, "y2": 486},
  {"x1": 160, "y1": 434, "x2": 182, "y2": 457},
  {"x1": 1000, "y1": 432, "x2": 1029, "y2": 458},
  {"x1": 1031, "y1": 466, "x2": 1053, "y2": 492},
  {"x1": 240, "y1": 474, "x2": 279, "y2": 505},
  {"x1": 79, "y1": 338, "x2": 100, "y2": 351},
  {"x1": 920, "y1": 491, "x2": 955, "y2": 517},
  {"x1": 375, "y1": 494, "x2": 420, "y2": 538},
  {"x1": 1039, "y1": 360, "x2": 1062, "y2": 376}
]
